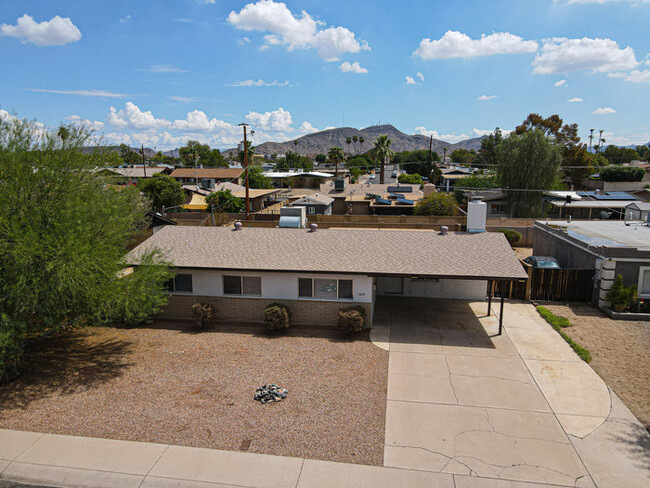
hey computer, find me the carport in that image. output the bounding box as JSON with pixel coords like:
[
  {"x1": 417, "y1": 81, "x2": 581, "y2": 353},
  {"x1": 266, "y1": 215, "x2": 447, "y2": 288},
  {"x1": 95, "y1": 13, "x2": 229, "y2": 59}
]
[{"x1": 372, "y1": 242, "x2": 527, "y2": 336}]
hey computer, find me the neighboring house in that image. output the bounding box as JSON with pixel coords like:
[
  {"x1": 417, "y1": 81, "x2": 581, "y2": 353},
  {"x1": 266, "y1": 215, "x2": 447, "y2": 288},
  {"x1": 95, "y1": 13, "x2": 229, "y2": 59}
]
[
  {"x1": 625, "y1": 202, "x2": 650, "y2": 221},
  {"x1": 96, "y1": 166, "x2": 171, "y2": 183},
  {"x1": 128, "y1": 226, "x2": 527, "y2": 327},
  {"x1": 318, "y1": 181, "x2": 423, "y2": 215},
  {"x1": 170, "y1": 168, "x2": 244, "y2": 186},
  {"x1": 288, "y1": 193, "x2": 334, "y2": 215},
  {"x1": 547, "y1": 191, "x2": 638, "y2": 220},
  {"x1": 533, "y1": 220, "x2": 650, "y2": 308},
  {"x1": 264, "y1": 170, "x2": 334, "y2": 189},
  {"x1": 182, "y1": 182, "x2": 281, "y2": 212},
  {"x1": 440, "y1": 167, "x2": 475, "y2": 192}
]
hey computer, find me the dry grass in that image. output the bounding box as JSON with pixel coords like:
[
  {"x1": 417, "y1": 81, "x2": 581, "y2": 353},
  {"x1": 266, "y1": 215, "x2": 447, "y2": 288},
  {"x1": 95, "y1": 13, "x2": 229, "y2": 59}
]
[
  {"x1": 543, "y1": 304, "x2": 650, "y2": 431},
  {"x1": 0, "y1": 322, "x2": 388, "y2": 465}
]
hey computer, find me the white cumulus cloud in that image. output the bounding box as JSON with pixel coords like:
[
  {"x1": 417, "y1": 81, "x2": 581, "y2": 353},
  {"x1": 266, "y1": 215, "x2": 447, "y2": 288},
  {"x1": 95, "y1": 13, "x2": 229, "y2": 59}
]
[
  {"x1": 625, "y1": 69, "x2": 650, "y2": 83},
  {"x1": 339, "y1": 61, "x2": 368, "y2": 73},
  {"x1": 227, "y1": 0, "x2": 369, "y2": 61},
  {"x1": 567, "y1": 97, "x2": 584, "y2": 102},
  {"x1": 593, "y1": 107, "x2": 617, "y2": 115},
  {"x1": 532, "y1": 37, "x2": 638, "y2": 74},
  {"x1": 413, "y1": 30, "x2": 537, "y2": 59},
  {"x1": 107, "y1": 102, "x2": 171, "y2": 130},
  {"x1": 478, "y1": 94, "x2": 498, "y2": 100},
  {"x1": 1, "y1": 14, "x2": 81, "y2": 46},
  {"x1": 246, "y1": 107, "x2": 294, "y2": 132}
]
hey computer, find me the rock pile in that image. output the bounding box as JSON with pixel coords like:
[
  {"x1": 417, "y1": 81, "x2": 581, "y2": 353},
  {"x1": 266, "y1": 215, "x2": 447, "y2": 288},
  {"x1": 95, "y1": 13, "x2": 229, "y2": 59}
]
[{"x1": 254, "y1": 384, "x2": 288, "y2": 404}]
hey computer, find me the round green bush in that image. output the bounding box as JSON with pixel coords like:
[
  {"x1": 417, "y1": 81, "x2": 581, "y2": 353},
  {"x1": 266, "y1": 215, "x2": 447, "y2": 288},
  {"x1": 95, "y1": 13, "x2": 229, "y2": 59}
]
[
  {"x1": 264, "y1": 303, "x2": 291, "y2": 331},
  {"x1": 496, "y1": 228, "x2": 522, "y2": 246}
]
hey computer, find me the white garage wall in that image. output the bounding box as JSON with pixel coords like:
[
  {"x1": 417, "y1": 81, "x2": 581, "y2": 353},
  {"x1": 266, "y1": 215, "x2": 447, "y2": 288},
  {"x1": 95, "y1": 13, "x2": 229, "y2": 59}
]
[
  {"x1": 376, "y1": 277, "x2": 487, "y2": 301},
  {"x1": 179, "y1": 269, "x2": 373, "y2": 303}
]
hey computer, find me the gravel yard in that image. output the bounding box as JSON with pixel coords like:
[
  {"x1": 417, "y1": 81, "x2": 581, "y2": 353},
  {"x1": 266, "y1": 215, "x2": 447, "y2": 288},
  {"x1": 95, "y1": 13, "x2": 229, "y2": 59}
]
[
  {"x1": 0, "y1": 323, "x2": 388, "y2": 465},
  {"x1": 542, "y1": 303, "x2": 650, "y2": 431}
]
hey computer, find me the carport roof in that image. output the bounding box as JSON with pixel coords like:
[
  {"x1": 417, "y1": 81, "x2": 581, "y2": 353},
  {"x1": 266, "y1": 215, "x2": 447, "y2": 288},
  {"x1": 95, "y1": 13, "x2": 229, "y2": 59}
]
[{"x1": 129, "y1": 226, "x2": 528, "y2": 280}]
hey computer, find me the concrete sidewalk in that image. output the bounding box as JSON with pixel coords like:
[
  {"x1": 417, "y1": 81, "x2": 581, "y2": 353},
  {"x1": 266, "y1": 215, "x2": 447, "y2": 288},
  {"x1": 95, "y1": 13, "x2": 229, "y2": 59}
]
[{"x1": 0, "y1": 428, "x2": 571, "y2": 488}]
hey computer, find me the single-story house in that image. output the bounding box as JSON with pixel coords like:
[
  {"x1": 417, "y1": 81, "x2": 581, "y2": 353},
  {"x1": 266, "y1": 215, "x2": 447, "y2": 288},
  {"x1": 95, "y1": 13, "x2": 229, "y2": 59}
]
[
  {"x1": 625, "y1": 202, "x2": 650, "y2": 221},
  {"x1": 96, "y1": 166, "x2": 171, "y2": 182},
  {"x1": 533, "y1": 220, "x2": 650, "y2": 308},
  {"x1": 288, "y1": 193, "x2": 334, "y2": 215},
  {"x1": 318, "y1": 182, "x2": 423, "y2": 215},
  {"x1": 128, "y1": 226, "x2": 527, "y2": 328},
  {"x1": 170, "y1": 167, "x2": 244, "y2": 186},
  {"x1": 181, "y1": 182, "x2": 281, "y2": 212}
]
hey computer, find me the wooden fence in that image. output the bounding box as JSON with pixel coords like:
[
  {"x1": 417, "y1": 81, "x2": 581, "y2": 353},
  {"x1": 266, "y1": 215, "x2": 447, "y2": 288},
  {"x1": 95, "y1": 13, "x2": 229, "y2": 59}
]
[{"x1": 491, "y1": 267, "x2": 595, "y2": 303}]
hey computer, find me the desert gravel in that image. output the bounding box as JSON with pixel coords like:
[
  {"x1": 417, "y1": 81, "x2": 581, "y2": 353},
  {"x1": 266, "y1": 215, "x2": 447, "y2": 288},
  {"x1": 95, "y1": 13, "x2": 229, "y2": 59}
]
[
  {"x1": 0, "y1": 323, "x2": 388, "y2": 465},
  {"x1": 543, "y1": 303, "x2": 650, "y2": 431}
]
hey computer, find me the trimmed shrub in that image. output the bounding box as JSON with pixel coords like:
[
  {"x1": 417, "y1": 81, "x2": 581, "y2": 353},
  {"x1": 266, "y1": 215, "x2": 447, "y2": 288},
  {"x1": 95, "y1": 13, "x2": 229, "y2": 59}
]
[
  {"x1": 0, "y1": 315, "x2": 24, "y2": 384},
  {"x1": 264, "y1": 303, "x2": 291, "y2": 331},
  {"x1": 337, "y1": 306, "x2": 367, "y2": 334},
  {"x1": 599, "y1": 166, "x2": 645, "y2": 182},
  {"x1": 191, "y1": 302, "x2": 215, "y2": 329},
  {"x1": 496, "y1": 228, "x2": 522, "y2": 246},
  {"x1": 605, "y1": 275, "x2": 638, "y2": 312}
]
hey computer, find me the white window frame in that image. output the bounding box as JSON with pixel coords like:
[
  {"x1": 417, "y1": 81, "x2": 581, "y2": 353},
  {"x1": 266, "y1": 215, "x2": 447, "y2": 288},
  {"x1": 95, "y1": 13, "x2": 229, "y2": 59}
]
[
  {"x1": 638, "y1": 266, "x2": 650, "y2": 298},
  {"x1": 297, "y1": 277, "x2": 354, "y2": 300}
]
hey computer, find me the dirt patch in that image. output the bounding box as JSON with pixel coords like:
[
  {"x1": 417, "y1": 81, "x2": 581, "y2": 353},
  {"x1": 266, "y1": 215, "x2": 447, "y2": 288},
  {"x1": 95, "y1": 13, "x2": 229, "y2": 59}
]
[
  {"x1": 542, "y1": 304, "x2": 650, "y2": 431},
  {"x1": 0, "y1": 323, "x2": 389, "y2": 465}
]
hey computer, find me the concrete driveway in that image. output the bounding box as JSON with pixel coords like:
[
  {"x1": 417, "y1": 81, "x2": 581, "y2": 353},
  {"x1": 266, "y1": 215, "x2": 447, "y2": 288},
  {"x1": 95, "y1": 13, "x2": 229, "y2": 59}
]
[{"x1": 372, "y1": 297, "x2": 650, "y2": 488}]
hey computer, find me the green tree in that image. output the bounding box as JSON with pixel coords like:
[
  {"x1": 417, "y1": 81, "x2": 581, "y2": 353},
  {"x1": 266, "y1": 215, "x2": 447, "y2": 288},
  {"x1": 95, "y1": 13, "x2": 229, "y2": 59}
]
[
  {"x1": 370, "y1": 135, "x2": 394, "y2": 184},
  {"x1": 180, "y1": 140, "x2": 227, "y2": 167},
  {"x1": 475, "y1": 128, "x2": 503, "y2": 167},
  {"x1": 248, "y1": 166, "x2": 273, "y2": 189},
  {"x1": 119, "y1": 143, "x2": 140, "y2": 164},
  {"x1": 327, "y1": 146, "x2": 344, "y2": 177},
  {"x1": 205, "y1": 189, "x2": 244, "y2": 213},
  {"x1": 0, "y1": 115, "x2": 172, "y2": 379},
  {"x1": 398, "y1": 173, "x2": 423, "y2": 185},
  {"x1": 603, "y1": 145, "x2": 640, "y2": 165},
  {"x1": 496, "y1": 130, "x2": 563, "y2": 217},
  {"x1": 450, "y1": 148, "x2": 476, "y2": 166},
  {"x1": 138, "y1": 174, "x2": 185, "y2": 211},
  {"x1": 414, "y1": 193, "x2": 459, "y2": 216}
]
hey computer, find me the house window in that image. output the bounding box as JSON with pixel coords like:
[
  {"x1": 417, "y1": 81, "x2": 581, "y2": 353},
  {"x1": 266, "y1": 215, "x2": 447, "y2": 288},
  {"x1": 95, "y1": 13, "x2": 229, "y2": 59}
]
[
  {"x1": 298, "y1": 278, "x2": 353, "y2": 299},
  {"x1": 639, "y1": 267, "x2": 650, "y2": 297},
  {"x1": 223, "y1": 275, "x2": 261, "y2": 296},
  {"x1": 166, "y1": 273, "x2": 193, "y2": 293}
]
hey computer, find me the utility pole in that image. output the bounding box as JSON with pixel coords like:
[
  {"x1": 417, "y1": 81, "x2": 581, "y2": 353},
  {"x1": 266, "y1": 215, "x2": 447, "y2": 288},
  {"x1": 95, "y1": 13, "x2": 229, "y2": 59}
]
[
  {"x1": 239, "y1": 123, "x2": 251, "y2": 219},
  {"x1": 141, "y1": 145, "x2": 147, "y2": 178}
]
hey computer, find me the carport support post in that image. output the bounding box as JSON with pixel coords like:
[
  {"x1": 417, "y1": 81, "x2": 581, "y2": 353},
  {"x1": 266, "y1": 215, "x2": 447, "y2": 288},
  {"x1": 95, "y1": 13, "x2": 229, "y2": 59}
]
[
  {"x1": 498, "y1": 281, "x2": 505, "y2": 336},
  {"x1": 487, "y1": 280, "x2": 493, "y2": 316}
]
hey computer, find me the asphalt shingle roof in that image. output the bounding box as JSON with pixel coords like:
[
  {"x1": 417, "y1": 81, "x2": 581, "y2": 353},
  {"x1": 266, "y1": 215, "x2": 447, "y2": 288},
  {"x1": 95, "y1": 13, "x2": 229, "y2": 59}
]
[{"x1": 128, "y1": 226, "x2": 528, "y2": 280}]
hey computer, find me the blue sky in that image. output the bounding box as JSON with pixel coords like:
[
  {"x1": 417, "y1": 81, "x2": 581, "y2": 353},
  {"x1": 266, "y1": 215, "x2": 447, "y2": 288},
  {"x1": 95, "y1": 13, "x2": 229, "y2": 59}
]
[{"x1": 1, "y1": 0, "x2": 649, "y2": 150}]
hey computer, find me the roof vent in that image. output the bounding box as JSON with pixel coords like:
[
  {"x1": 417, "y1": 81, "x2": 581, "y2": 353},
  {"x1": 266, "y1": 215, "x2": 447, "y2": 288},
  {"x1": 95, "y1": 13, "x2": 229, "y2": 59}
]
[
  {"x1": 439, "y1": 225, "x2": 448, "y2": 235},
  {"x1": 309, "y1": 223, "x2": 318, "y2": 232},
  {"x1": 233, "y1": 221, "x2": 242, "y2": 231}
]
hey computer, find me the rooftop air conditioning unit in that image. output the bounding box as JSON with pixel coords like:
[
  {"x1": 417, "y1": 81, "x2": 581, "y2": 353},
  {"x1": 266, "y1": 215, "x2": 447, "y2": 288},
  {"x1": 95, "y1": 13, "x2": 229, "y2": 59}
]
[{"x1": 467, "y1": 197, "x2": 487, "y2": 233}]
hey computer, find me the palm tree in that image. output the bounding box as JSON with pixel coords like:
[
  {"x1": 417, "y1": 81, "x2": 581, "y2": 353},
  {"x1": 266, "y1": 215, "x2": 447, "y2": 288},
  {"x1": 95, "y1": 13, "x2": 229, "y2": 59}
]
[
  {"x1": 346, "y1": 137, "x2": 352, "y2": 156},
  {"x1": 359, "y1": 136, "x2": 365, "y2": 154},
  {"x1": 327, "y1": 146, "x2": 344, "y2": 178},
  {"x1": 352, "y1": 135, "x2": 358, "y2": 154},
  {"x1": 370, "y1": 135, "x2": 394, "y2": 184}
]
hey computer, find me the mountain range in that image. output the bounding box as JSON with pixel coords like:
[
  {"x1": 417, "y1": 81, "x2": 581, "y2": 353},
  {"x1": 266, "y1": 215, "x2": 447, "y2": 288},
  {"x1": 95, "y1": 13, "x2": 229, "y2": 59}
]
[{"x1": 222, "y1": 124, "x2": 485, "y2": 157}]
